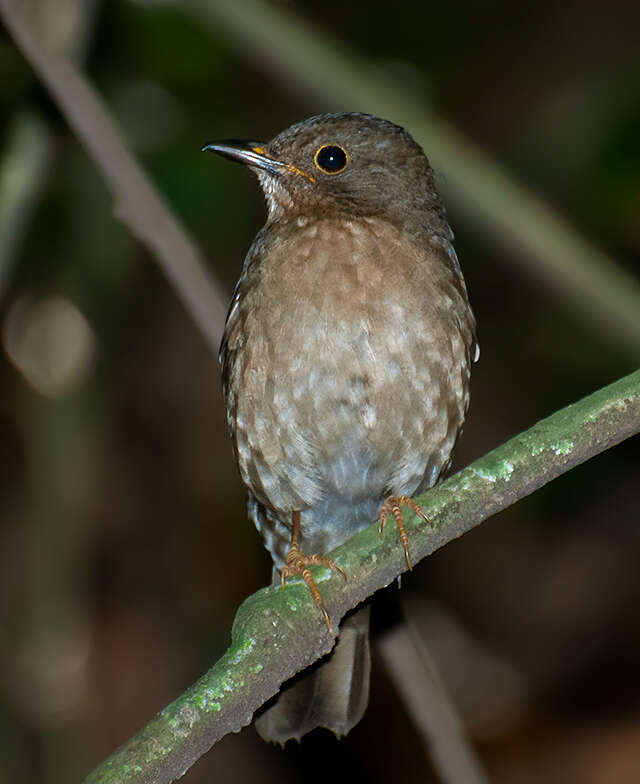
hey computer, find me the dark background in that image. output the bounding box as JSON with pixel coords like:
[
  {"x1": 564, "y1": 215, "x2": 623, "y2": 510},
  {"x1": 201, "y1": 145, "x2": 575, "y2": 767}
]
[{"x1": 1, "y1": 1, "x2": 639, "y2": 782}]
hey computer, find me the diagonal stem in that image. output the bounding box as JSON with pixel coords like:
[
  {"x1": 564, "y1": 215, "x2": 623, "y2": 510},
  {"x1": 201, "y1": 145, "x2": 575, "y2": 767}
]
[{"x1": 0, "y1": 0, "x2": 229, "y2": 354}]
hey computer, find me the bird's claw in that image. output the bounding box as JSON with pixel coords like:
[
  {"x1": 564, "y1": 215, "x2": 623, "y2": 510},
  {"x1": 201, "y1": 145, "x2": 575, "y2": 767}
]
[
  {"x1": 378, "y1": 495, "x2": 432, "y2": 570},
  {"x1": 281, "y1": 542, "x2": 346, "y2": 632}
]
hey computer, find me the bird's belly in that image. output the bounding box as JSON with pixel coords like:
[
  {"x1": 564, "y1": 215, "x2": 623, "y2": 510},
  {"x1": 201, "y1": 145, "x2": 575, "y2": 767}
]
[
  {"x1": 233, "y1": 308, "x2": 467, "y2": 551},
  {"x1": 225, "y1": 216, "x2": 473, "y2": 555}
]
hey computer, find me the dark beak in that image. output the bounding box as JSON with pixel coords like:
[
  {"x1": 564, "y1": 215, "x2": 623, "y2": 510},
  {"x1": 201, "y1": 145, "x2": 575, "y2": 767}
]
[{"x1": 201, "y1": 140, "x2": 287, "y2": 175}]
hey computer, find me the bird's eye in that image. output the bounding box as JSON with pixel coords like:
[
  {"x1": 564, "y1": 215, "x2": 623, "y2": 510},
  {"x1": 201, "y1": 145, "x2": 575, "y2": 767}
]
[{"x1": 313, "y1": 145, "x2": 349, "y2": 174}]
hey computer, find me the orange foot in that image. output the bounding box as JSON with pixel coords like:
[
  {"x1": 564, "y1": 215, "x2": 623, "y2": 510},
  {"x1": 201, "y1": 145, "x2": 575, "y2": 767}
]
[
  {"x1": 281, "y1": 511, "x2": 347, "y2": 631},
  {"x1": 379, "y1": 495, "x2": 432, "y2": 570}
]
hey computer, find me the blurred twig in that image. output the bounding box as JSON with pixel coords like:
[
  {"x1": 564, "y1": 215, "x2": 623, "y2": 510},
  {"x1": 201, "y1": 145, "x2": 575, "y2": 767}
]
[
  {"x1": 0, "y1": 0, "x2": 99, "y2": 299},
  {"x1": 187, "y1": 0, "x2": 640, "y2": 358},
  {"x1": 0, "y1": 111, "x2": 54, "y2": 298},
  {"x1": 378, "y1": 622, "x2": 491, "y2": 784},
  {"x1": 0, "y1": 0, "x2": 228, "y2": 355},
  {"x1": 83, "y1": 370, "x2": 640, "y2": 784}
]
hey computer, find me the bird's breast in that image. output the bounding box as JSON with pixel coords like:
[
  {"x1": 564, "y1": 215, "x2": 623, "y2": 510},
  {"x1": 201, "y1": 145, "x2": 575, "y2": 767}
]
[{"x1": 223, "y1": 215, "x2": 474, "y2": 539}]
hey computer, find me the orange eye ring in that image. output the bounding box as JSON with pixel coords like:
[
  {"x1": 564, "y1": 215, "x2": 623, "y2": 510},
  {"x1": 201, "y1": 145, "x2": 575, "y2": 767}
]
[{"x1": 313, "y1": 144, "x2": 349, "y2": 174}]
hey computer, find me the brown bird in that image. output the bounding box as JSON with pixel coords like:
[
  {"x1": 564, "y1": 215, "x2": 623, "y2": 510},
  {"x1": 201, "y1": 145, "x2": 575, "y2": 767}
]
[{"x1": 204, "y1": 113, "x2": 477, "y2": 743}]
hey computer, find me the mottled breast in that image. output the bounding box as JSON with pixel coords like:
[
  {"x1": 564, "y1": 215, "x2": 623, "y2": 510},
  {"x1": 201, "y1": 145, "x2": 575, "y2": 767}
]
[{"x1": 220, "y1": 215, "x2": 476, "y2": 559}]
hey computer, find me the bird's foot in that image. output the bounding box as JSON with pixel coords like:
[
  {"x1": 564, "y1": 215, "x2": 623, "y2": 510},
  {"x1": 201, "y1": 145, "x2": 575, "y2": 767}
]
[
  {"x1": 379, "y1": 495, "x2": 432, "y2": 570},
  {"x1": 281, "y1": 542, "x2": 346, "y2": 632}
]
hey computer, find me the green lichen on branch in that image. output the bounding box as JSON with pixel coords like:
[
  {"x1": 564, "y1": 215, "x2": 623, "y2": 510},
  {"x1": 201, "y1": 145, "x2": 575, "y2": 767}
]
[{"x1": 83, "y1": 369, "x2": 640, "y2": 784}]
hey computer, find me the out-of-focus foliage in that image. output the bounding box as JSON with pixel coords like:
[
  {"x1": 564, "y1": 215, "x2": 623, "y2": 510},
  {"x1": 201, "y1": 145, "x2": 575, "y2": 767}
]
[{"x1": 0, "y1": 2, "x2": 638, "y2": 783}]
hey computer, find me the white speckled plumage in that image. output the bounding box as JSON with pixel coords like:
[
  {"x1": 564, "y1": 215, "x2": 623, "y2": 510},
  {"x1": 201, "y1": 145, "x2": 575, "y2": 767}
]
[{"x1": 223, "y1": 213, "x2": 474, "y2": 567}]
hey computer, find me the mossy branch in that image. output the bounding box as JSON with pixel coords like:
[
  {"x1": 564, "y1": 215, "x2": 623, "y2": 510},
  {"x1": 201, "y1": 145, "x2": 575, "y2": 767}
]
[{"x1": 83, "y1": 369, "x2": 640, "y2": 784}]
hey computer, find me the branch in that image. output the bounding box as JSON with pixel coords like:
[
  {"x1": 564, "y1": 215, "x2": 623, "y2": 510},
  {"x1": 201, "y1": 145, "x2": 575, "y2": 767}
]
[
  {"x1": 0, "y1": 0, "x2": 228, "y2": 354},
  {"x1": 0, "y1": 0, "x2": 99, "y2": 300},
  {"x1": 378, "y1": 621, "x2": 491, "y2": 784},
  {"x1": 186, "y1": 0, "x2": 640, "y2": 359},
  {"x1": 83, "y1": 370, "x2": 640, "y2": 783},
  {"x1": 0, "y1": 111, "x2": 54, "y2": 298}
]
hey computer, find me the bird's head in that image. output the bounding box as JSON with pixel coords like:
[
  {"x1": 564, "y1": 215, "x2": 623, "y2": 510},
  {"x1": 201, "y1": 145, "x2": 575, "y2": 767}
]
[{"x1": 203, "y1": 112, "x2": 444, "y2": 226}]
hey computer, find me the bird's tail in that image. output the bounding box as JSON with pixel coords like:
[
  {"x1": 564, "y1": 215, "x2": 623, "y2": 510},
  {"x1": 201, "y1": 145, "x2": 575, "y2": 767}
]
[{"x1": 254, "y1": 605, "x2": 371, "y2": 743}]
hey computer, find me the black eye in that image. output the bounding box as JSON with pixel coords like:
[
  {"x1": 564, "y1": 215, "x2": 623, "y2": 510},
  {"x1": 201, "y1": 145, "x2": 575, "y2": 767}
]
[{"x1": 314, "y1": 144, "x2": 349, "y2": 174}]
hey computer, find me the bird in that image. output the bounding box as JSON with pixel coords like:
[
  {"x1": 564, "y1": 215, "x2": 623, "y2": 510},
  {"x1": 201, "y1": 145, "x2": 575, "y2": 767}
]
[{"x1": 203, "y1": 112, "x2": 477, "y2": 744}]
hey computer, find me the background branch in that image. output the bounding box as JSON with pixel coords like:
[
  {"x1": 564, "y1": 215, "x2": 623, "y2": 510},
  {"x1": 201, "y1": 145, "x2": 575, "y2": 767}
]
[
  {"x1": 83, "y1": 370, "x2": 640, "y2": 784},
  {"x1": 0, "y1": 0, "x2": 228, "y2": 354},
  {"x1": 0, "y1": 111, "x2": 54, "y2": 298},
  {"x1": 378, "y1": 619, "x2": 491, "y2": 784}
]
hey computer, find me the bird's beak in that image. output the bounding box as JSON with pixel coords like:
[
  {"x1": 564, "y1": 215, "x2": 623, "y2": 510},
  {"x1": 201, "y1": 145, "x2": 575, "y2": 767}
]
[
  {"x1": 202, "y1": 140, "x2": 316, "y2": 183},
  {"x1": 201, "y1": 140, "x2": 286, "y2": 174}
]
